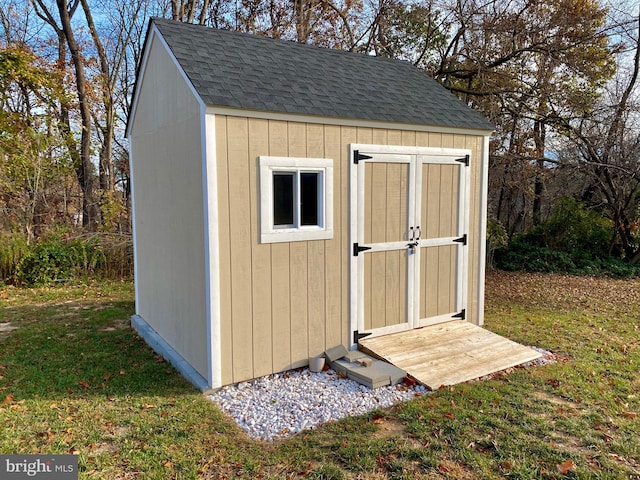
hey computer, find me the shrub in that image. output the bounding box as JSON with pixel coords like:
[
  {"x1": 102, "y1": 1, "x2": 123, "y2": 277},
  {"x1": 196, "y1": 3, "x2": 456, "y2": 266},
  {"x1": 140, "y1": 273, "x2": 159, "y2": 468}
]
[
  {"x1": 14, "y1": 233, "x2": 107, "y2": 286},
  {"x1": 495, "y1": 197, "x2": 640, "y2": 278},
  {"x1": 0, "y1": 230, "x2": 29, "y2": 282}
]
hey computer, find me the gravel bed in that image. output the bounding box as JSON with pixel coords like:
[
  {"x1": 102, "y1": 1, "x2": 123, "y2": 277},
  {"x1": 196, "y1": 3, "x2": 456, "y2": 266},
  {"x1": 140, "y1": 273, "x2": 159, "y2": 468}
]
[
  {"x1": 209, "y1": 368, "x2": 427, "y2": 441},
  {"x1": 208, "y1": 348, "x2": 556, "y2": 442}
]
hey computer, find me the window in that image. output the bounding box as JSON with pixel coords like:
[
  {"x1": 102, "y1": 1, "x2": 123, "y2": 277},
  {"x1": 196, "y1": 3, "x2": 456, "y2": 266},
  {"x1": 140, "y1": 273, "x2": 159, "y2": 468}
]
[{"x1": 259, "y1": 156, "x2": 333, "y2": 243}]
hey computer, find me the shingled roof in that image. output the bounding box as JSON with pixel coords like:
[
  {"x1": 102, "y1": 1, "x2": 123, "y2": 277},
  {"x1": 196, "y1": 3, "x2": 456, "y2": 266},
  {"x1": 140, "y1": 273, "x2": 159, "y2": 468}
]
[{"x1": 149, "y1": 18, "x2": 493, "y2": 131}]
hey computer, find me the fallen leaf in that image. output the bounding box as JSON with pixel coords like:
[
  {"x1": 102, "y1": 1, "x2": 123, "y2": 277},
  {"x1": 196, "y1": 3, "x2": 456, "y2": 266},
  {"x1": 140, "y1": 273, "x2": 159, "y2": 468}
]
[
  {"x1": 557, "y1": 459, "x2": 575, "y2": 474},
  {"x1": 444, "y1": 412, "x2": 455, "y2": 420},
  {"x1": 3, "y1": 394, "x2": 14, "y2": 404},
  {"x1": 622, "y1": 412, "x2": 637, "y2": 418},
  {"x1": 79, "y1": 381, "x2": 90, "y2": 389}
]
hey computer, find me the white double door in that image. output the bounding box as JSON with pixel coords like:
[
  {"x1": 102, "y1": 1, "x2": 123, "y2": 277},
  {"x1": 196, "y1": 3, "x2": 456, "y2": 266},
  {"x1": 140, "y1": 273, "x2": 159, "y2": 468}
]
[{"x1": 350, "y1": 145, "x2": 470, "y2": 343}]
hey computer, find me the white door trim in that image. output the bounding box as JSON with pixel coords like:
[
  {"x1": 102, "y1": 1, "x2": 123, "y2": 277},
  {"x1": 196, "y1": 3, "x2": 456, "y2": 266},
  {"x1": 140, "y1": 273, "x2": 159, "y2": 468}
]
[{"x1": 349, "y1": 144, "x2": 471, "y2": 348}]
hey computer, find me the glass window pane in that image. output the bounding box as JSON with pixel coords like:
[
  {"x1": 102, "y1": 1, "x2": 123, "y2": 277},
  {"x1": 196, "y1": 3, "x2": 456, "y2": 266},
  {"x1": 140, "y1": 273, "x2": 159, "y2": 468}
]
[
  {"x1": 300, "y1": 172, "x2": 319, "y2": 226},
  {"x1": 273, "y1": 173, "x2": 294, "y2": 226}
]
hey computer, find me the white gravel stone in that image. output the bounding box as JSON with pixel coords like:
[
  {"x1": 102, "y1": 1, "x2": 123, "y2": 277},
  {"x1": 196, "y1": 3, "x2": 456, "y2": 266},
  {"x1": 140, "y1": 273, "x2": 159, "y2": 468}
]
[
  {"x1": 208, "y1": 368, "x2": 423, "y2": 441},
  {"x1": 208, "y1": 348, "x2": 555, "y2": 442}
]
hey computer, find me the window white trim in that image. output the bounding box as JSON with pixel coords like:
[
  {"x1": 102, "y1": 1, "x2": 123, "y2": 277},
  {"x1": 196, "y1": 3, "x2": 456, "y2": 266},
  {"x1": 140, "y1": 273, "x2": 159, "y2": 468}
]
[{"x1": 259, "y1": 156, "x2": 333, "y2": 243}]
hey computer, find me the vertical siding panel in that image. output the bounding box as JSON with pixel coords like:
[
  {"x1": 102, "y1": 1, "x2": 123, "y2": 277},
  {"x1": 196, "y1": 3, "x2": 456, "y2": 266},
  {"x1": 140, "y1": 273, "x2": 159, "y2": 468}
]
[
  {"x1": 423, "y1": 133, "x2": 442, "y2": 318},
  {"x1": 372, "y1": 128, "x2": 387, "y2": 145},
  {"x1": 216, "y1": 116, "x2": 233, "y2": 386},
  {"x1": 401, "y1": 130, "x2": 416, "y2": 147},
  {"x1": 340, "y1": 126, "x2": 357, "y2": 345},
  {"x1": 268, "y1": 120, "x2": 291, "y2": 372},
  {"x1": 248, "y1": 118, "x2": 272, "y2": 377},
  {"x1": 385, "y1": 163, "x2": 402, "y2": 326},
  {"x1": 370, "y1": 165, "x2": 387, "y2": 328},
  {"x1": 227, "y1": 116, "x2": 253, "y2": 382},
  {"x1": 324, "y1": 125, "x2": 342, "y2": 348},
  {"x1": 416, "y1": 131, "x2": 429, "y2": 147},
  {"x1": 388, "y1": 130, "x2": 402, "y2": 146},
  {"x1": 306, "y1": 124, "x2": 326, "y2": 357},
  {"x1": 288, "y1": 122, "x2": 309, "y2": 368}
]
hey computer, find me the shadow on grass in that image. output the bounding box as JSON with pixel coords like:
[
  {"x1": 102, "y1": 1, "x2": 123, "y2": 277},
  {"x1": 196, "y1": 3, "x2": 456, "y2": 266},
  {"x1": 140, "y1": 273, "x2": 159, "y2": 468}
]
[{"x1": 0, "y1": 299, "x2": 197, "y2": 401}]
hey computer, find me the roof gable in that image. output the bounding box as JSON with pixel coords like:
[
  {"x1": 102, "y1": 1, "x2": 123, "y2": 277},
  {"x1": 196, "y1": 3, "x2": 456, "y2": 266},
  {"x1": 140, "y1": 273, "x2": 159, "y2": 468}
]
[{"x1": 148, "y1": 18, "x2": 493, "y2": 131}]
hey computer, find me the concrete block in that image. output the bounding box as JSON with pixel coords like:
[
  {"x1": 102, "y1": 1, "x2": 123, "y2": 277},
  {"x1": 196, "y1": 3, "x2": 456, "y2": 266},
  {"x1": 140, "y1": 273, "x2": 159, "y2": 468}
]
[
  {"x1": 325, "y1": 345, "x2": 349, "y2": 362},
  {"x1": 344, "y1": 350, "x2": 368, "y2": 363},
  {"x1": 371, "y1": 360, "x2": 407, "y2": 385},
  {"x1": 347, "y1": 371, "x2": 390, "y2": 389},
  {"x1": 356, "y1": 358, "x2": 373, "y2": 367},
  {"x1": 346, "y1": 365, "x2": 389, "y2": 385},
  {"x1": 329, "y1": 359, "x2": 350, "y2": 376}
]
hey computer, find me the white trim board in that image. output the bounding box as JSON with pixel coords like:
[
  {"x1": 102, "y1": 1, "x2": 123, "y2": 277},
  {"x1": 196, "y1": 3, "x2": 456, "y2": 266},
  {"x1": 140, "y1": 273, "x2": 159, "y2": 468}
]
[
  {"x1": 203, "y1": 112, "x2": 222, "y2": 389},
  {"x1": 207, "y1": 107, "x2": 494, "y2": 137},
  {"x1": 349, "y1": 144, "x2": 472, "y2": 347}
]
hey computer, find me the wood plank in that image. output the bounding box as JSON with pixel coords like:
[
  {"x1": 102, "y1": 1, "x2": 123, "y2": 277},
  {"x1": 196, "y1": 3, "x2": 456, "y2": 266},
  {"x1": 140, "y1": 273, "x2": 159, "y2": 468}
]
[
  {"x1": 269, "y1": 120, "x2": 291, "y2": 372},
  {"x1": 370, "y1": 251, "x2": 386, "y2": 330},
  {"x1": 288, "y1": 122, "x2": 309, "y2": 368},
  {"x1": 324, "y1": 125, "x2": 343, "y2": 348},
  {"x1": 227, "y1": 116, "x2": 253, "y2": 382},
  {"x1": 248, "y1": 118, "x2": 272, "y2": 378},
  {"x1": 387, "y1": 129, "x2": 402, "y2": 146},
  {"x1": 307, "y1": 240, "x2": 326, "y2": 357},
  {"x1": 290, "y1": 241, "x2": 309, "y2": 368},
  {"x1": 359, "y1": 321, "x2": 542, "y2": 389},
  {"x1": 306, "y1": 124, "x2": 326, "y2": 357},
  {"x1": 385, "y1": 163, "x2": 401, "y2": 327},
  {"x1": 370, "y1": 163, "x2": 387, "y2": 330}
]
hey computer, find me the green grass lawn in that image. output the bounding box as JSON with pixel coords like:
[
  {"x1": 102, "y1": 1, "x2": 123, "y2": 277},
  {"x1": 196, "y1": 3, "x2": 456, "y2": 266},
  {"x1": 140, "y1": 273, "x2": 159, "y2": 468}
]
[{"x1": 1, "y1": 272, "x2": 639, "y2": 479}]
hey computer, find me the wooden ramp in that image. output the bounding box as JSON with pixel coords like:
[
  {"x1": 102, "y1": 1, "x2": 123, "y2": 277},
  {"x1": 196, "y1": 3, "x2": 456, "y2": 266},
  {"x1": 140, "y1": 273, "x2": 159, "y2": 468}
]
[{"x1": 358, "y1": 321, "x2": 542, "y2": 389}]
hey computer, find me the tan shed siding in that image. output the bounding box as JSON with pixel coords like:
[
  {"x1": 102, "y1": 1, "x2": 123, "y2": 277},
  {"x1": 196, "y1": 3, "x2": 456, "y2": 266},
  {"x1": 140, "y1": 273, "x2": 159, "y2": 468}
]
[
  {"x1": 129, "y1": 35, "x2": 208, "y2": 378},
  {"x1": 216, "y1": 114, "x2": 486, "y2": 383}
]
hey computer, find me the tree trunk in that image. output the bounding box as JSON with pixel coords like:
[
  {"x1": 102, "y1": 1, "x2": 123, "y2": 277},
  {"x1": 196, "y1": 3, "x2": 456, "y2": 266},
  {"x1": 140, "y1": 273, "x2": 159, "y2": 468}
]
[
  {"x1": 56, "y1": 0, "x2": 98, "y2": 231},
  {"x1": 532, "y1": 119, "x2": 546, "y2": 226}
]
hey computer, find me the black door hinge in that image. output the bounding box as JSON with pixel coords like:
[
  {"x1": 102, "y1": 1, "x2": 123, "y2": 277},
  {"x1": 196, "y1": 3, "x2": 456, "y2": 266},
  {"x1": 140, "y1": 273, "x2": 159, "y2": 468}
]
[
  {"x1": 354, "y1": 330, "x2": 372, "y2": 343},
  {"x1": 452, "y1": 309, "x2": 466, "y2": 320},
  {"x1": 455, "y1": 155, "x2": 470, "y2": 166},
  {"x1": 354, "y1": 150, "x2": 372, "y2": 164},
  {"x1": 454, "y1": 234, "x2": 467, "y2": 245},
  {"x1": 353, "y1": 243, "x2": 372, "y2": 256}
]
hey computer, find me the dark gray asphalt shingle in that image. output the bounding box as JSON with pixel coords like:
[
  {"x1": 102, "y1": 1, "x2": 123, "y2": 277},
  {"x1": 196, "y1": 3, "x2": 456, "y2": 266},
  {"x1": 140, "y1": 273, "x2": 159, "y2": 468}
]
[{"x1": 152, "y1": 18, "x2": 493, "y2": 131}]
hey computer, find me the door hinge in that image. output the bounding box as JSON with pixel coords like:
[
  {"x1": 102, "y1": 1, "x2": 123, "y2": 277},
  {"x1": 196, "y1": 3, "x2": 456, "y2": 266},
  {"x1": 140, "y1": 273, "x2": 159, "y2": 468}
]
[
  {"x1": 454, "y1": 234, "x2": 467, "y2": 245},
  {"x1": 452, "y1": 309, "x2": 466, "y2": 320},
  {"x1": 455, "y1": 155, "x2": 470, "y2": 166},
  {"x1": 354, "y1": 330, "x2": 372, "y2": 343},
  {"x1": 353, "y1": 150, "x2": 372, "y2": 164},
  {"x1": 353, "y1": 243, "x2": 372, "y2": 256}
]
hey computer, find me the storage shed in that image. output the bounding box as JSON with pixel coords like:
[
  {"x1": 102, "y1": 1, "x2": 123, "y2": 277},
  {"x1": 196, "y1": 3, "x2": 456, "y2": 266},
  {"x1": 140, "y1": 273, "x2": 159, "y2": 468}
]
[{"x1": 126, "y1": 18, "x2": 495, "y2": 391}]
